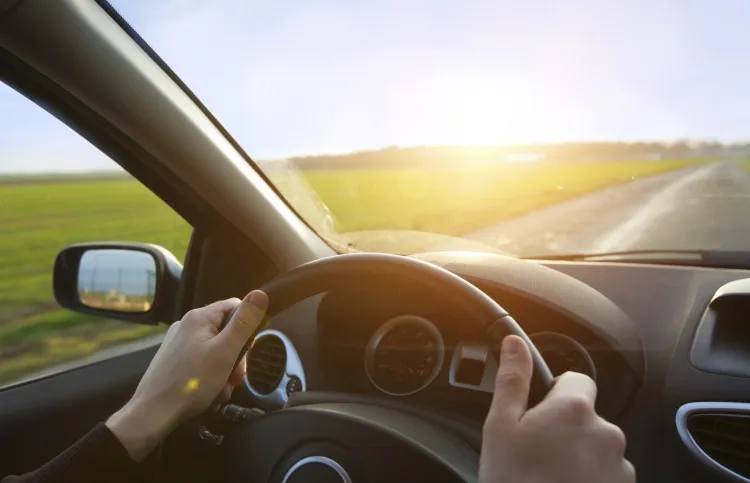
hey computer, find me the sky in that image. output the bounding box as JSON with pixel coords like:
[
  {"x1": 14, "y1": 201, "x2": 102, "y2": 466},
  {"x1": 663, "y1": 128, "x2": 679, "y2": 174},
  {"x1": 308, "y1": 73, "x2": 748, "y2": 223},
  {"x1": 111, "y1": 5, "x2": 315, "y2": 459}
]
[{"x1": 3, "y1": 0, "x2": 750, "y2": 172}]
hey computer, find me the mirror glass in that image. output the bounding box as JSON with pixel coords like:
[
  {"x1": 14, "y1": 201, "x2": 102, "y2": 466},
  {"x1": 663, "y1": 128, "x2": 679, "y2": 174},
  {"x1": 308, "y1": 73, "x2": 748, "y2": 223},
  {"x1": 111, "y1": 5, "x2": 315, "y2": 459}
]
[{"x1": 77, "y1": 249, "x2": 157, "y2": 313}]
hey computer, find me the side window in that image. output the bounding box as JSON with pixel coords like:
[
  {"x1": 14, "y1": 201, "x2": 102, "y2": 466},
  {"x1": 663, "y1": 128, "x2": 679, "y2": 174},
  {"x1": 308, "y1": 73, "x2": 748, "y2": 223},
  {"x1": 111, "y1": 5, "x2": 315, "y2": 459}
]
[{"x1": 0, "y1": 83, "x2": 192, "y2": 386}]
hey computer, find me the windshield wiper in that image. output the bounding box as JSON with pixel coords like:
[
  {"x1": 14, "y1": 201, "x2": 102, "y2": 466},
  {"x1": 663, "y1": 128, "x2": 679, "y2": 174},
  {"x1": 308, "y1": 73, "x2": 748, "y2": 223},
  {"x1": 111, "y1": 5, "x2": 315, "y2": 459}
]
[{"x1": 523, "y1": 249, "x2": 750, "y2": 270}]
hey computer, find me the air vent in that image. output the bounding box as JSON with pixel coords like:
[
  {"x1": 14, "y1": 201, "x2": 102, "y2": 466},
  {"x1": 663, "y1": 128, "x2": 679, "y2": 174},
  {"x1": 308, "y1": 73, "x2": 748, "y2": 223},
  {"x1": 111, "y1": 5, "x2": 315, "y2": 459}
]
[
  {"x1": 687, "y1": 413, "x2": 750, "y2": 479},
  {"x1": 246, "y1": 334, "x2": 287, "y2": 395}
]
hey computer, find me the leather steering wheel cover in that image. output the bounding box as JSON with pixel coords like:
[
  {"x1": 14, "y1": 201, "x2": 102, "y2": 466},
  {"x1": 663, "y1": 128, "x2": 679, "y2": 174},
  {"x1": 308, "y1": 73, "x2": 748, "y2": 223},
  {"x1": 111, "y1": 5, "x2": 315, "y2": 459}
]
[{"x1": 226, "y1": 252, "x2": 554, "y2": 389}]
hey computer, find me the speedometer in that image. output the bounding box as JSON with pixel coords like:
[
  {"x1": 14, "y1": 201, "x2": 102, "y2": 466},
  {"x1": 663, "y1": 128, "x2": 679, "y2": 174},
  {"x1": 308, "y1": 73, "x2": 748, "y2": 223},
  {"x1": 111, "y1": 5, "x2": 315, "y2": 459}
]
[
  {"x1": 529, "y1": 332, "x2": 597, "y2": 381},
  {"x1": 364, "y1": 315, "x2": 445, "y2": 396}
]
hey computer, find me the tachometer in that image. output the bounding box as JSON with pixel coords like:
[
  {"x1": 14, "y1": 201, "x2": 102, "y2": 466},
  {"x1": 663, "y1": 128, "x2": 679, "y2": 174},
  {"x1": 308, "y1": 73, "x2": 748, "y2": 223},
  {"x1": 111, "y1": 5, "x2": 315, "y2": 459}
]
[
  {"x1": 365, "y1": 315, "x2": 445, "y2": 396},
  {"x1": 529, "y1": 332, "x2": 597, "y2": 381}
]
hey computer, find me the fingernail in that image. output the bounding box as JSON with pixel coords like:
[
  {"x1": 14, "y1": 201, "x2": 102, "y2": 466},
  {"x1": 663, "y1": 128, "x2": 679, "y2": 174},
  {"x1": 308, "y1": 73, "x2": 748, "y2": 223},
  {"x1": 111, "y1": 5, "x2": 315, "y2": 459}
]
[
  {"x1": 502, "y1": 336, "x2": 520, "y2": 359},
  {"x1": 248, "y1": 290, "x2": 269, "y2": 310}
]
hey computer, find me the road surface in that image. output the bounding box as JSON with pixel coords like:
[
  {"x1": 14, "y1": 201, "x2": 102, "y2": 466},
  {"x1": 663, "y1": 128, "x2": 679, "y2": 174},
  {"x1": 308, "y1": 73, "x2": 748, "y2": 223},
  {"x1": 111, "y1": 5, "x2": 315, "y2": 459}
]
[{"x1": 462, "y1": 161, "x2": 750, "y2": 256}]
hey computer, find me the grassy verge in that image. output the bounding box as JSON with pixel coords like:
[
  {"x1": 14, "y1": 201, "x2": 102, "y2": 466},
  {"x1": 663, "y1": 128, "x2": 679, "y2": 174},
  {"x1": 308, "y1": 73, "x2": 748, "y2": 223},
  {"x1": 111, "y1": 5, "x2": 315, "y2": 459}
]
[
  {"x1": 0, "y1": 179, "x2": 185, "y2": 385},
  {"x1": 0, "y1": 311, "x2": 163, "y2": 383},
  {"x1": 304, "y1": 159, "x2": 708, "y2": 235}
]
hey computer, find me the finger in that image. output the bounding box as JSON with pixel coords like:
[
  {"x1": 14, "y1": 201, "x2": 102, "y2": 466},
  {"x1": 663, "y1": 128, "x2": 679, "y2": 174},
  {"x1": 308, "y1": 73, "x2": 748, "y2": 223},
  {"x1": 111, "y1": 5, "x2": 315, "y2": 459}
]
[
  {"x1": 214, "y1": 290, "x2": 269, "y2": 353},
  {"x1": 622, "y1": 460, "x2": 636, "y2": 483},
  {"x1": 598, "y1": 420, "x2": 627, "y2": 459},
  {"x1": 543, "y1": 371, "x2": 597, "y2": 407},
  {"x1": 229, "y1": 354, "x2": 247, "y2": 387},
  {"x1": 203, "y1": 298, "x2": 242, "y2": 328},
  {"x1": 486, "y1": 335, "x2": 533, "y2": 426},
  {"x1": 184, "y1": 298, "x2": 241, "y2": 331}
]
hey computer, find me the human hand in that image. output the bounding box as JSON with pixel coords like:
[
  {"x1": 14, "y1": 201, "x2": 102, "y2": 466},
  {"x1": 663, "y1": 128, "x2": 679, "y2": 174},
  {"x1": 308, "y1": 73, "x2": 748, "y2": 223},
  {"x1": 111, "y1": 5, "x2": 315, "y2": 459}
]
[
  {"x1": 106, "y1": 290, "x2": 268, "y2": 461},
  {"x1": 479, "y1": 335, "x2": 634, "y2": 483}
]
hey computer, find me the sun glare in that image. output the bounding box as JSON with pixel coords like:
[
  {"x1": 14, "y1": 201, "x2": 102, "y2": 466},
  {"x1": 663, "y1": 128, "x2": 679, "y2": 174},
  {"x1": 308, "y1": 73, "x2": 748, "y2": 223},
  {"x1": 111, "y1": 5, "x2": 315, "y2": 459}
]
[{"x1": 411, "y1": 71, "x2": 562, "y2": 148}]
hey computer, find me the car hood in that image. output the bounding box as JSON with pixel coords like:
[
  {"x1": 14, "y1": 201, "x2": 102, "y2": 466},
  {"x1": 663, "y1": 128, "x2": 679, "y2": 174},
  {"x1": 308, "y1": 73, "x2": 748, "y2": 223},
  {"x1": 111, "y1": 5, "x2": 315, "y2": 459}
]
[{"x1": 335, "y1": 230, "x2": 510, "y2": 256}]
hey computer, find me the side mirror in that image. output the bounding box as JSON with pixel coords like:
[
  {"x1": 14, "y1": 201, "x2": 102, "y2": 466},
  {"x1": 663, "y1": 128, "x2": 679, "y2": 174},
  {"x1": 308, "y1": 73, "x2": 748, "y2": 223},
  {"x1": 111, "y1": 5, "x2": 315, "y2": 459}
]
[{"x1": 54, "y1": 242, "x2": 183, "y2": 324}]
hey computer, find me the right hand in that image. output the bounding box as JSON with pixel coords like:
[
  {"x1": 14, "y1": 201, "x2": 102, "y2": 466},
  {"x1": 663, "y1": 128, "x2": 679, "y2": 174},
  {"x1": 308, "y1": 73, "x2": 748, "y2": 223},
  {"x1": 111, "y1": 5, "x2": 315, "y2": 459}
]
[{"x1": 479, "y1": 335, "x2": 635, "y2": 483}]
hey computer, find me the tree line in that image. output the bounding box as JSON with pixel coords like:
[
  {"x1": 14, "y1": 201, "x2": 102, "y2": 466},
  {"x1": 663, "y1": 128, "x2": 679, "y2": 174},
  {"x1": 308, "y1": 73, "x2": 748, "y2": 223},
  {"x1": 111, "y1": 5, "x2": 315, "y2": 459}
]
[{"x1": 276, "y1": 141, "x2": 750, "y2": 170}]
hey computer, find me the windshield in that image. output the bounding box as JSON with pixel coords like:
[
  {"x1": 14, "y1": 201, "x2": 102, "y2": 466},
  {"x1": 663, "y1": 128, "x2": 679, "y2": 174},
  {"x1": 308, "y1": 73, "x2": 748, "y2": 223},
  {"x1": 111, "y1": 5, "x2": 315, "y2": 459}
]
[{"x1": 113, "y1": 1, "x2": 750, "y2": 257}]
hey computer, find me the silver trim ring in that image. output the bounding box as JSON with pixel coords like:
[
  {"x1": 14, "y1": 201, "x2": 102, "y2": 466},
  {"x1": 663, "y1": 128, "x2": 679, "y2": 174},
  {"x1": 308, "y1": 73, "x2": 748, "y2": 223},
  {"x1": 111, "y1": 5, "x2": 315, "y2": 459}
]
[
  {"x1": 676, "y1": 401, "x2": 750, "y2": 483},
  {"x1": 364, "y1": 314, "x2": 445, "y2": 396},
  {"x1": 243, "y1": 329, "x2": 306, "y2": 407},
  {"x1": 281, "y1": 456, "x2": 352, "y2": 483}
]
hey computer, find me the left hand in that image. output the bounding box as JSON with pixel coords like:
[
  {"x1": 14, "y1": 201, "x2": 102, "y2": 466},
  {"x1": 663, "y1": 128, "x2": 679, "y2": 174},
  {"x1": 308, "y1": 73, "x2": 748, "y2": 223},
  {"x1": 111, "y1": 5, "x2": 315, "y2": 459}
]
[{"x1": 106, "y1": 290, "x2": 269, "y2": 461}]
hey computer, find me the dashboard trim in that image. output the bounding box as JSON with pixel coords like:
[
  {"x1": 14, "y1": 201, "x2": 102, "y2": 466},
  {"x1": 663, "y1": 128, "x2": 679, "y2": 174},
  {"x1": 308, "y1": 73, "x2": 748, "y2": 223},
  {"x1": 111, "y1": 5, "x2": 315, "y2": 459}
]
[
  {"x1": 244, "y1": 329, "x2": 306, "y2": 407},
  {"x1": 364, "y1": 315, "x2": 445, "y2": 396},
  {"x1": 676, "y1": 401, "x2": 750, "y2": 483},
  {"x1": 448, "y1": 341, "x2": 497, "y2": 393}
]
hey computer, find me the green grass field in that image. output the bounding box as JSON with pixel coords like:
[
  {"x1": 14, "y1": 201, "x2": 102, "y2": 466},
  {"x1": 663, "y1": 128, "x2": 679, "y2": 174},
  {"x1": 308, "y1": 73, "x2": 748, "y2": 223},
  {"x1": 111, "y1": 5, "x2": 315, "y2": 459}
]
[
  {"x1": 0, "y1": 180, "x2": 191, "y2": 382},
  {"x1": 304, "y1": 160, "x2": 704, "y2": 235},
  {"x1": 0, "y1": 159, "x2": 707, "y2": 383}
]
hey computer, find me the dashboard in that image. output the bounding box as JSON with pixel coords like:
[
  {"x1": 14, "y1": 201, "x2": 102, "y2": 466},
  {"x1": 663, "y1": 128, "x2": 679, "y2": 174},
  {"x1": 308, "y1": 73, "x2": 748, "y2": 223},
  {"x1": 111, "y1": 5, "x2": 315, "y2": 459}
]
[
  {"x1": 233, "y1": 251, "x2": 750, "y2": 483},
  {"x1": 310, "y1": 277, "x2": 625, "y2": 421},
  {"x1": 240, "y1": 253, "x2": 641, "y2": 423}
]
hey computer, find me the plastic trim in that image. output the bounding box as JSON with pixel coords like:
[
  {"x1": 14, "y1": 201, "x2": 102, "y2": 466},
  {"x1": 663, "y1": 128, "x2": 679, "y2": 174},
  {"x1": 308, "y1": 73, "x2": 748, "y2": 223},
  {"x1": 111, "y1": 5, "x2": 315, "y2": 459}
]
[
  {"x1": 676, "y1": 401, "x2": 750, "y2": 483},
  {"x1": 448, "y1": 341, "x2": 497, "y2": 393},
  {"x1": 244, "y1": 329, "x2": 306, "y2": 407}
]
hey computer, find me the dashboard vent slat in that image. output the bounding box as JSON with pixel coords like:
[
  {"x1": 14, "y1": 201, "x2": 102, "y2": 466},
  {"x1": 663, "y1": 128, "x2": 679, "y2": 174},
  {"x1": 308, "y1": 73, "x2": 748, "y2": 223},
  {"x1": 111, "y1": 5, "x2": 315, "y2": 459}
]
[
  {"x1": 687, "y1": 413, "x2": 750, "y2": 479},
  {"x1": 246, "y1": 335, "x2": 287, "y2": 395}
]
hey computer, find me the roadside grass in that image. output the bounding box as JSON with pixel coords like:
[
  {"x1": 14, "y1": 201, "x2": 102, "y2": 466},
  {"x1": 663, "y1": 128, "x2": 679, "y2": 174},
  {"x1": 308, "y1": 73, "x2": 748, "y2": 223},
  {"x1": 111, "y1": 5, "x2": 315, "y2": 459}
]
[
  {"x1": 0, "y1": 179, "x2": 192, "y2": 317},
  {"x1": 743, "y1": 160, "x2": 750, "y2": 172},
  {"x1": 0, "y1": 313, "x2": 163, "y2": 383},
  {"x1": 0, "y1": 158, "x2": 708, "y2": 384},
  {"x1": 305, "y1": 159, "x2": 708, "y2": 235},
  {"x1": 0, "y1": 178, "x2": 189, "y2": 384}
]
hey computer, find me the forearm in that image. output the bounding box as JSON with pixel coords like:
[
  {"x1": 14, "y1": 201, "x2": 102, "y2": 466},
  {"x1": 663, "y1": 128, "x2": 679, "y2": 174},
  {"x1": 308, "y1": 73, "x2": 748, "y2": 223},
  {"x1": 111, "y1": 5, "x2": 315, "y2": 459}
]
[
  {"x1": 1, "y1": 423, "x2": 141, "y2": 483},
  {"x1": 105, "y1": 396, "x2": 179, "y2": 462}
]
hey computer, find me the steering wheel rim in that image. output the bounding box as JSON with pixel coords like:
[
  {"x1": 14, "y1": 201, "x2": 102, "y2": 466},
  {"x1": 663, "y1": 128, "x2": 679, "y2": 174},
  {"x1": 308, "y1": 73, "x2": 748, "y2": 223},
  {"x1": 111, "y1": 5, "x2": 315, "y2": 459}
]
[{"x1": 222, "y1": 252, "x2": 554, "y2": 391}]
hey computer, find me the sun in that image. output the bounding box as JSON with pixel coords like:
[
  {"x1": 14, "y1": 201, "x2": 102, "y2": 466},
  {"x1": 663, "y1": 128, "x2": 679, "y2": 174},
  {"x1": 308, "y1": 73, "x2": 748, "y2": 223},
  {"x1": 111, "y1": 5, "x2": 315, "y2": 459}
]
[{"x1": 409, "y1": 71, "x2": 561, "y2": 147}]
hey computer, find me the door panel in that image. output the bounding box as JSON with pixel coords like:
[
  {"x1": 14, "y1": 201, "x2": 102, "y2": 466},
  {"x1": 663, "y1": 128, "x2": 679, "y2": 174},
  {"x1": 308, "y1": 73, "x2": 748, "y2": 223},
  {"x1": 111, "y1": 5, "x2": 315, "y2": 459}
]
[{"x1": 0, "y1": 343, "x2": 159, "y2": 476}]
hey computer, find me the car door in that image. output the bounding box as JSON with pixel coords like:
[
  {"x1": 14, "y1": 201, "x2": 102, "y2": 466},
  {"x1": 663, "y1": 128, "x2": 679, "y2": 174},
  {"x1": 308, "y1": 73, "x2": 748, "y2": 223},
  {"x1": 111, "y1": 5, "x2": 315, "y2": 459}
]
[{"x1": 0, "y1": 80, "x2": 193, "y2": 477}]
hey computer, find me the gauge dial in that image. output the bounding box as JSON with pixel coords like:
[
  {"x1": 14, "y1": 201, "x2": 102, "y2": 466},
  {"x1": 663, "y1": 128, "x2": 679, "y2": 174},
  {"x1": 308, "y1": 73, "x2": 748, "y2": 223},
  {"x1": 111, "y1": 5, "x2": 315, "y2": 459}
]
[
  {"x1": 529, "y1": 332, "x2": 597, "y2": 381},
  {"x1": 365, "y1": 315, "x2": 445, "y2": 396}
]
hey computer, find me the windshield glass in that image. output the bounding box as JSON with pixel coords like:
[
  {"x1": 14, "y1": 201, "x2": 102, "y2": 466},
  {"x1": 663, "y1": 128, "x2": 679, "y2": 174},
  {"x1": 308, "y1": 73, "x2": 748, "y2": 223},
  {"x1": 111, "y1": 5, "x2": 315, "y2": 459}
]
[{"x1": 112, "y1": 1, "x2": 750, "y2": 257}]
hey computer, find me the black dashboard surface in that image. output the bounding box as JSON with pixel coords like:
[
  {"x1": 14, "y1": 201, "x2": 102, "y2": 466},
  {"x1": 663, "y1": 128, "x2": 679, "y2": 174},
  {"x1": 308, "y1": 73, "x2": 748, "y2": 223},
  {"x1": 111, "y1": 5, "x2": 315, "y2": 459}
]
[{"x1": 256, "y1": 252, "x2": 750, "y2": 483}]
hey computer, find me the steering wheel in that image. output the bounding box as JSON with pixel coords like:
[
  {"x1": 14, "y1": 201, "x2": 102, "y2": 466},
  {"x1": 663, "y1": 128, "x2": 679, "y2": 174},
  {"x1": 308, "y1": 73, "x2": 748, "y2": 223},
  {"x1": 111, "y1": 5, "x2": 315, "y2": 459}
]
[{"x1": 210, "y1": 253, "x2": 554, "y2": 483}]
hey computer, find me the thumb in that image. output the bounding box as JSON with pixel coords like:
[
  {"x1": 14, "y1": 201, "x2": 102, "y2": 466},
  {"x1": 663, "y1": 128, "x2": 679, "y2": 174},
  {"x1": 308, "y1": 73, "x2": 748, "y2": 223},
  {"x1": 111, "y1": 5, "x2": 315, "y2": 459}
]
[
  {"x1": 487, "y1": 335, "x2": 533, "y2": 426},
  {"x1": 215, "y1": 290, "x2": 269, "y2": 354}
]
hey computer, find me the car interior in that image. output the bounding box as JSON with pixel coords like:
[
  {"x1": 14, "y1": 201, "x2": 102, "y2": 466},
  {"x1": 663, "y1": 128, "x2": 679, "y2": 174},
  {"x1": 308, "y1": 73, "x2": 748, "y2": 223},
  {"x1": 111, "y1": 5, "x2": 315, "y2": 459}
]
[{"x1": 3, "y1": 1, "x2": 750, "y2": 483}]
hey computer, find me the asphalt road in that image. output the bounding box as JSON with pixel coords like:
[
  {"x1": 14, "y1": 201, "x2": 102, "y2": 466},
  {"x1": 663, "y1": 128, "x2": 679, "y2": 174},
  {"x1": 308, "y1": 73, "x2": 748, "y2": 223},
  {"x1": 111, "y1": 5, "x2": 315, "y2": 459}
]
[{"x1": 463, "y1": 161, "x2": 750, "y2": 257}]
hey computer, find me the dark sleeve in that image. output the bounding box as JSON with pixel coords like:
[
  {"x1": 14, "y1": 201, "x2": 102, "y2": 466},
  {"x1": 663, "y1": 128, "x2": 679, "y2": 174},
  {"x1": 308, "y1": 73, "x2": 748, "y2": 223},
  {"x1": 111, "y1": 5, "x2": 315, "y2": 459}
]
[{"x1": 1, "y1": 423, "x2": 141, "y2": 483}]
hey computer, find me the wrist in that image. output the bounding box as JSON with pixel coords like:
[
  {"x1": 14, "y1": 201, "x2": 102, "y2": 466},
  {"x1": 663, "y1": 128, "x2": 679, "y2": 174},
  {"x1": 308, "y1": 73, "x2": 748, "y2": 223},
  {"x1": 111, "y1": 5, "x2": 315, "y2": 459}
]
[{"x1": 106, "y1": 397, "x2": 179, "y2": 462}]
